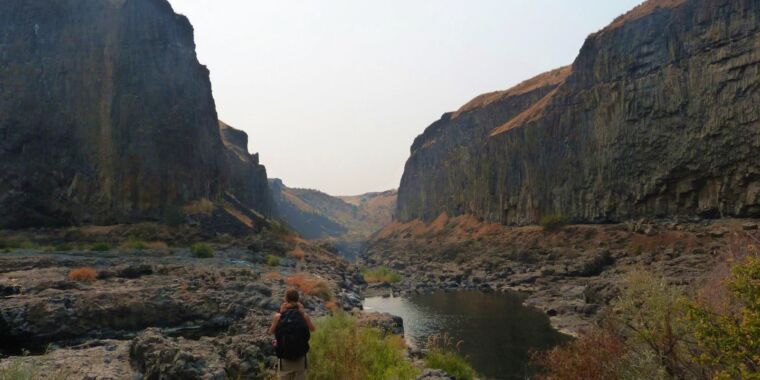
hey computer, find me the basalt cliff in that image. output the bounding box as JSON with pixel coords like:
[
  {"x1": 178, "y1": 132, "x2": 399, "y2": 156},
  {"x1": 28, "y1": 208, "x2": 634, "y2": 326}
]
[
  {"x1": 0, "y1": 0, "x2": 272, "y2": 228},
  {"x1": 397, "y1": 0, "x2": 760, "y2": 225}
]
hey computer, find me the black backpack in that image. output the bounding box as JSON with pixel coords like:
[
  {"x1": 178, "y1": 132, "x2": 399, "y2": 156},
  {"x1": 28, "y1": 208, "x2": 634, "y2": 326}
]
[{"x1": 275, "y1": 309, "x2": 310, "y2": 360}]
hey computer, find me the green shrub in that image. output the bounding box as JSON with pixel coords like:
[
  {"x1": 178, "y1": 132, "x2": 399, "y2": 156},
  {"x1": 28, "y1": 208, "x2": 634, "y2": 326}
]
[
  {"x1": 424, "y1": 333, "x2": 478, "y2": 380},
  {"x1": 362, "y1": 267, "x2": 402, "y2": 284},
  {"x1": 90, "y1": 242, "x2": 111, "y2": 252},
  {"x1": 0, "y1": 239, "x2": 21, "y2": 250},
  {"x1": 191, "y1": 243, "x2": 214, "y2": 258},
  {"x1": 265, "y1": 254, "x2": 280, "y2": 267},
  {"x1": 686, "y1": 256, "x2": 760, "y2": 379},
  {"x1": 0, "y1": 357, "x2": 69, "y2": 380},
  {"x1": 308, "y1": 313, "x2": 418, "y2": 380},
  {"x1": 126, "y1": 239, "x2": 147, "y2": 250},
  {"x1": 539, "y1": 214, "x2": 569, "y2": 231}
]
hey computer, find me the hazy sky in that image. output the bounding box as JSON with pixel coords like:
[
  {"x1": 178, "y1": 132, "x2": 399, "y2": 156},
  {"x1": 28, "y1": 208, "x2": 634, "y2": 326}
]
[{"x1": 168, "y1": 0, "x2": 642, "y2": 196}]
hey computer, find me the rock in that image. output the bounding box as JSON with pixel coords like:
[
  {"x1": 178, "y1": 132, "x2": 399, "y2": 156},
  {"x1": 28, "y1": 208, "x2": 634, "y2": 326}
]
[
  {"x1": 0, "y1": 0, "x2": 272, "y2": 228},
  {"x1": 709, "y1": 230, "x2": 727, "y2": 238},
  {"x1": 396, "y1": 0, "x2": 760, "y2": 225},
  {"x1": 416, "y1": 369, "x2": 455, "y2": 380},
  {"x1": 130, "y1": 329, "x2": 228, "y2": 380},
  {"x1": 356, "y1": 312, "x2": 404, "y2": 336}
]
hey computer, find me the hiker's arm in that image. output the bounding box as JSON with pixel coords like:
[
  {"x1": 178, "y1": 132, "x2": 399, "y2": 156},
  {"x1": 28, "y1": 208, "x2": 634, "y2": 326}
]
[{"x1": 268, "y1": 313, "x2": 280, "y2": 335}]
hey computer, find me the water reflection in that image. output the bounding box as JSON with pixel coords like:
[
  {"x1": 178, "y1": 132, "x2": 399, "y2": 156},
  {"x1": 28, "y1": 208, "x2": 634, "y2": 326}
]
[{"x1": 364, "y1": 291, "x2": 568, "y2": 380}]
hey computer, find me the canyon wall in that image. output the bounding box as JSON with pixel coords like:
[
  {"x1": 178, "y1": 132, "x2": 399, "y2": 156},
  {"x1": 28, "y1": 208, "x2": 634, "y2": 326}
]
[
  {"x1": 397, "y1": 0, "x2": 760, "y2": 225},
  {"x1": 0, "y1": 0, "x2": 272, "y2": 227}
]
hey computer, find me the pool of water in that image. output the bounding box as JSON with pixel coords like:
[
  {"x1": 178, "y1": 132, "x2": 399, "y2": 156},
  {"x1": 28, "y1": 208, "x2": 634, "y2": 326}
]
[{"x1": 363, "y1": 291, "x2": 568, "y2": 380}]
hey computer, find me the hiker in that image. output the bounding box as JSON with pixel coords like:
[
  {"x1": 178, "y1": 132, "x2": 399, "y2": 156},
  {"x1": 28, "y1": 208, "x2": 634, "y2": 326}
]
[{"x1": 269, "y1": 288, "x2": 316, "y2": 380}]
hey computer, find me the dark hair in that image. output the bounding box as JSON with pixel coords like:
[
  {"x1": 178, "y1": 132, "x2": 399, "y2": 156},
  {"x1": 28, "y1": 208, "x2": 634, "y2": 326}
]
[{"x1": 285, "y1": 288, "x2": 300, "y2": 303}]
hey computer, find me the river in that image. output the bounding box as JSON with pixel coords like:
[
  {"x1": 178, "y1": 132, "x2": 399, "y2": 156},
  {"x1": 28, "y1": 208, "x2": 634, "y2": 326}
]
[{"x1": 363, "y1": 291, "x2": 568, "y2": 380}]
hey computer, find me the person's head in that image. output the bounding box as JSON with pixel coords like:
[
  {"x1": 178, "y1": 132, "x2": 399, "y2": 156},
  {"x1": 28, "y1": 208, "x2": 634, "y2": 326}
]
[{"x1": 285, "y1": 288, "x2": 300, "y2": 304}]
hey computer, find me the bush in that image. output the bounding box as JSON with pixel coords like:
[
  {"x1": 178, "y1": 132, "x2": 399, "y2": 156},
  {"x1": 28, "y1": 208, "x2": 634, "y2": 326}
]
[
  {"x1": 125, "y1": 239, "x2": 147, "y2": 250},
  {"x1": 265, "y1": 254, "x2": 281, "y2": 267},
  {"x1": 362, "y1": 267, "x2": 402, "y2": 284},
  {"x1": 539, "y1": 214, "x2": 569, "y2": 232},
  {"x1": 424, "y1": 333, "x2": 478, "y2": 380},
  {"x1": 308, "y1": 313, "x2": 418, "y2": 380},
  {"x1": 285, "y1": 273, "x2": 332, "y2": 301},
  {"x1": 686, "y1": 255, "x2": 760, "y2": 378},
  {"x1": 90, "y1": 242, "x2": 111, "y2": 252},
  {"x1": 191, "y1": 243, "x2": 214, "y2": 258},
  {"x1": 532, "y1": 327, "x2": 628, "y2": 380},
  {"x1": 610, "y1": 270, "x2": 694, "y2": 378},
  {"x1": 68, "y1": 267, "x2": 97, "y2": 282}
]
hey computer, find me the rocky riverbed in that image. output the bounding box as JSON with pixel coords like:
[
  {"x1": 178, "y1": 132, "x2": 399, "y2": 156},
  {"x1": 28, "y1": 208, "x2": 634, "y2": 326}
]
[
  {"x1": 0, "y1": 225, "x2": 365, "y2": 379},
  {"x1": 363, "y1": 214, "x2": 757, "y2": 335}
]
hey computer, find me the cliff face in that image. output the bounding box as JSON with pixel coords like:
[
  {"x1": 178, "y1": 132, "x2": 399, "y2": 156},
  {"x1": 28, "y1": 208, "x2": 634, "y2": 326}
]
[
  {"x1": 220, "y1": 121, "x2": 273, "y2": 217},
  {"x1": 0, "y1": 0, "x2": 271, "y2": 227},
  {"x1": 398, "y1": 0, "x2": 760, "y2": 225}
]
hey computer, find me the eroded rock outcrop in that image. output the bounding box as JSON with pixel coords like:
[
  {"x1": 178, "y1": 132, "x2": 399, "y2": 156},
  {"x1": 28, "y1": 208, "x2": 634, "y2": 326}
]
[
  {"x1": 0, "y1": 0, "x2": 272, "y2": 228},
  {"x1": 397, "y1": 0, "x2": 760, "y2": 225}
]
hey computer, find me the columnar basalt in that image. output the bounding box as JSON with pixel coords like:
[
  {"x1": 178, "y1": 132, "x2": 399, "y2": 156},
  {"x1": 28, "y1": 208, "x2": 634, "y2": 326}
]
[{"x1": 397, "y1": 0, "x2": 760, "y2": 225}]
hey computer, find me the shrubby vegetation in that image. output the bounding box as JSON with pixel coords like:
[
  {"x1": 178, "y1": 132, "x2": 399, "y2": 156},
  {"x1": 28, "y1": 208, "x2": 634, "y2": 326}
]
[
  {"x1": 533, "y1": 241, "x2": 760, "y2": 380},
  {"x1": 424, "y1": 333, "x2": 478, "y2": 380},
  {"x1": 539, "y1": 214, "x2": 569, "y2": 232},
  {"x1": 362, "y1": 266, "x2": 402, "y2": 284},
  {"x1": 90, "y1": 242, "x2": 111, "y2": 251},
  {"x1": 285, "y1": 273, "x2": 332, "y2": 301},
  {"x1": 307, "y1": 313, "x2": 418, "y2": 380},
  {"x1": 68, "y1": 267, "x2": 97, "y2": 282},
  {"x1": 265, "y1": 254, "x2": 280, "y2": 267},
  {"x1": 190, "y1": 243, "x2": 214, "y2": 258}
]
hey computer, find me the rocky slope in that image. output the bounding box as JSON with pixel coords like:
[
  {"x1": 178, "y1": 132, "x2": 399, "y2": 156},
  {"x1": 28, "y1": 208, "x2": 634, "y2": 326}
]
[
  {"x1": 0, "y1": 0, "x2": 272, "y2": 228},
  {"x1": 270, "y1": 179, "x2": 396, "y2": 258},
  {"x1": 397, "y1": 0, "x2": 760, "y2": 225}
]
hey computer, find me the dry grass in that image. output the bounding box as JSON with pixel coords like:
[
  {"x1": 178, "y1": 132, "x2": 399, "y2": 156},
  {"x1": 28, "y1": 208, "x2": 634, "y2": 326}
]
[
  {"x1": 263, "y1": 271, "x2": 282, "y2": 281},
  {"x1": 453, "y1": 66, "x2": 571, "y2": 119},
  {"x1": 325, "y1": 300, "x2": 338, "y2": 311},
  {"x1": 182, "y1": 198, "x2": 215, "y2": 215},
  {"x1": 606, "y1": 0, "x2": 687, "y2": 31},
  {"x1": 69, "y1": 267, "x2": 97, "y2": 282},
  {"x1": 696, "y1": 232, "x2": 759, "y2": 315},
  {"x1": 533, "y1": 327, "x2": 627, "y2": 380},
  {"x1": 285, "y1": 273, "x2": 332, "y2": 301},
  {"x1": 289, "y1": 247, "x2": 306, "y2": 261}
]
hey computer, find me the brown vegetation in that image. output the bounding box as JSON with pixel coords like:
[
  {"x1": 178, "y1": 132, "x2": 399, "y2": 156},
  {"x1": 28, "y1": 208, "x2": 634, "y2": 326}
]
[
  {"x1": 68, "y1": 267, "x2": 97, "y2": 282},
  {"x1": 285, "y1": 273, "x2": 332, "y2": 301}
]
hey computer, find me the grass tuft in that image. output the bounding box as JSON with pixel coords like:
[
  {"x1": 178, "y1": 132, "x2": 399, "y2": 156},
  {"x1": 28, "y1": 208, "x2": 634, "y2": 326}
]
[
  {"x1": 190, "y1": 243, "x2": 214, "y2": 258},
  {"x1": 90, "y1": 242, "x2": 111, "y2": 252},
  {"x1": 308, "y1": 313, "x2": 418, "y2": 380},
  {"x1": 68, "y1": 267, "x2": 97, "y2": 282},
  {"x1": 285, "y1": 273, "x2": 332, "y2": 301},
  {"x1": 362, "y1": 267, "x2": 402, "y2": 284},
  {"x1": 265, "y1": 254, "x2": 281, "y2": 267},
  {"x1": 539, "y1": 214, "x2": 569, "y2": 232},
  {"x1": 425, "y1": 333, "x2": 478, "y2": 380}
]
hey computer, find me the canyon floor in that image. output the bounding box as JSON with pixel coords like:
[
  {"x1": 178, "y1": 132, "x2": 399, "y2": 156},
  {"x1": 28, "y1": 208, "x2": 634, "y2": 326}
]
[
  {"x1": 0, "y1": 224, "x2": 366, "y2": 379},
  {"x1": 363, "y1": 214, "x2": 756, "y2": 335}
]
